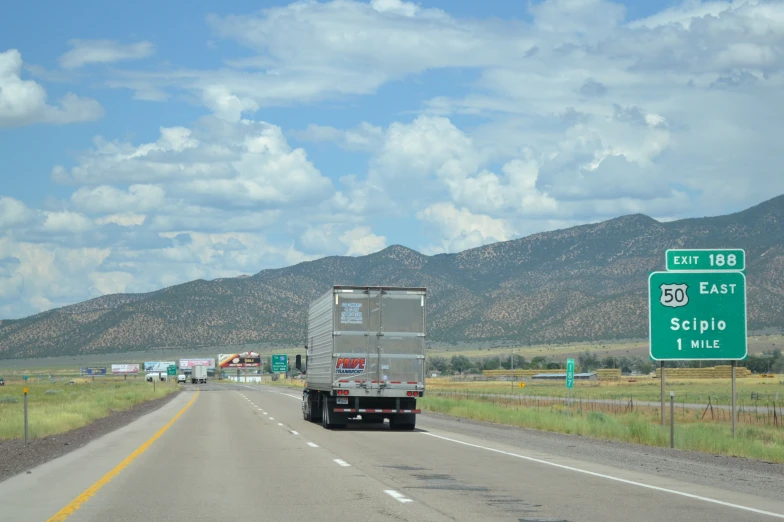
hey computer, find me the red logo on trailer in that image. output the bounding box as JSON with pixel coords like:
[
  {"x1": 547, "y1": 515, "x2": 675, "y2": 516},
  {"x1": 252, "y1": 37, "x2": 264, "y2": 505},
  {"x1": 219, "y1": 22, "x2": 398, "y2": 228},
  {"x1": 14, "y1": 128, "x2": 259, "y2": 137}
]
[{"x1": 335, "y1": 358, "x2": 366, "y2": 374}]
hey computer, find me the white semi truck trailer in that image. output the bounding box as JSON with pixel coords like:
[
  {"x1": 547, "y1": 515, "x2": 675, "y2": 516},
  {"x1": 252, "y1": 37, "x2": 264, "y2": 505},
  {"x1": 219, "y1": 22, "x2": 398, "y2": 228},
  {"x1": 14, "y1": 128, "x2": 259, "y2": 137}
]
[
  {"x1": 297, "y1": 286, "x2": 427, "y2": 431},
  {"x1": 191, "y1": 365, "x2": 207, "y2": 384}
]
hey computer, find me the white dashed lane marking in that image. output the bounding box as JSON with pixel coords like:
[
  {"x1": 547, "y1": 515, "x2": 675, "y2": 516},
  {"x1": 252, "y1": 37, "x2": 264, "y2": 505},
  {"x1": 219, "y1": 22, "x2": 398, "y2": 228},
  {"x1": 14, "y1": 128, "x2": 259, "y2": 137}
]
[{"x1": 385, "y1": 490, "x2": 413, "y2": 504}]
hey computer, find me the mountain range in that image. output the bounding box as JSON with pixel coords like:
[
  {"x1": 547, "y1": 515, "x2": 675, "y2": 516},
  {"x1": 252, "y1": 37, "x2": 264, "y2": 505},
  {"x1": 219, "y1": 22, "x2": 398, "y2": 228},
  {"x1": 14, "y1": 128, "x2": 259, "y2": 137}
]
[{"x1": 1, "y1": 195, "x2": 783, "y2": 359}]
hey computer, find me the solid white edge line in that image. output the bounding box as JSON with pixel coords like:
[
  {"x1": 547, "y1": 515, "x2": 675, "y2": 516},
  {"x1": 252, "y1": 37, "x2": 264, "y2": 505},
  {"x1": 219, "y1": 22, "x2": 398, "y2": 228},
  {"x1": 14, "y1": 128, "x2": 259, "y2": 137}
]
[
  {"x1": 422, "y1": 433, "x2": 784, "y2": 519},
  {"x1": 333, "y1": 459, "x2": 351, "y2": 467},
  {"x1": 307, "y1": 442, "x2": 319, "y2": 448},
  {"x1": 385, "y1": 490, "x2": 413, "y2": 504}
]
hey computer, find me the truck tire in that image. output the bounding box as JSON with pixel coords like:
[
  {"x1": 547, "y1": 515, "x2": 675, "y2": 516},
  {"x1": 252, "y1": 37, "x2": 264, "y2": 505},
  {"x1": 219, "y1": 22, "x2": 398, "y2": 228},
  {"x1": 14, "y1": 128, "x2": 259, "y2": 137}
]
[
  {"x1": 322, "y1": 401, "x2": 345, "y2": 430},
  {"x1": 389, "y1": 414, "x2": 416, "y2": 431}
]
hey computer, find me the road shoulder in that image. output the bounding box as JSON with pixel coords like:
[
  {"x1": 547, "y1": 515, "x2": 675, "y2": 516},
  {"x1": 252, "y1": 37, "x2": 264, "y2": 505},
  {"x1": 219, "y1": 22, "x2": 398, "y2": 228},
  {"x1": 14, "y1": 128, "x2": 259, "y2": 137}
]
[
  {"x1": 0, "y1": 389, "x2": 182, "y2": 483},
  {"x1": 419, "y1": 411, "x2": 784, "y2": 501}
]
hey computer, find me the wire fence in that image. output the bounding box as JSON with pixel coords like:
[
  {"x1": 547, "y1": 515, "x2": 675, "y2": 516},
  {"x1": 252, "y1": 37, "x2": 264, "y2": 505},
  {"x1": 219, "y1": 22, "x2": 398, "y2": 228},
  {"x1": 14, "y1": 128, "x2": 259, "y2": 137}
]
[{"x1": 427, "y1": 390, "x2": 784, "y2": 428}]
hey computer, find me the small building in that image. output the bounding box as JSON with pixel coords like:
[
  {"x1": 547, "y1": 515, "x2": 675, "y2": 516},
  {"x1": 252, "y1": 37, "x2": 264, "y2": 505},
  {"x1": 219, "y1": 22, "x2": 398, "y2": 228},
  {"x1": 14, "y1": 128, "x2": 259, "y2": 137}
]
[{"x1": 531, "y1": 372, "x2": 598, "y2": 381}]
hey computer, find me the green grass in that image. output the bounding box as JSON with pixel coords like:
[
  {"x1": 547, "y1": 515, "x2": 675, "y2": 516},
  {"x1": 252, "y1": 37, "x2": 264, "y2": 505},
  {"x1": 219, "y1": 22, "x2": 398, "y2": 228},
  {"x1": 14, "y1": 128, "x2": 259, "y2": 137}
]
[
  {"x1": 0, "y1": 378, "x2": 179, "y2": 440},
  {"x1": 419, "y1": 396, "x2": 784, "y2": 463},
  {"x1": 427, "y1": 377, "x2": 784, "y2": 405}
]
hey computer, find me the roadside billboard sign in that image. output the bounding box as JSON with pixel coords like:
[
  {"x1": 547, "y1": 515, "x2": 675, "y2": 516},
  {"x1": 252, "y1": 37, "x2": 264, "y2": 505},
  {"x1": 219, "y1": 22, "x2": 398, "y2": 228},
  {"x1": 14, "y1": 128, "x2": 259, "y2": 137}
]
[
  {"x1": 111, "y1": 364, "x2": 140, "y2": 375},
  {"x1": 82, "y1": 367, "x2": 107, "y2": 376},
  {"x1": 143, "y1": 361, "x2": 177, "y2": 373},
  {"x1": 179, "y1": 358, "x2": 216, "y2": 370},
  {"x1": 218, "y1": 352, "x2": 260, "y2": 368}
]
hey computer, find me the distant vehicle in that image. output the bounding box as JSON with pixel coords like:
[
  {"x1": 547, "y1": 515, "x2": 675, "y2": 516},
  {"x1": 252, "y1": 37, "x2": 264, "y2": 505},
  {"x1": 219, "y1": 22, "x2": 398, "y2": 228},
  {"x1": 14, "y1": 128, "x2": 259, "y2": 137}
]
[
  {"x1": 146, "y1": 373, "x2": 156, "y2": 382},
  {"x1": 191, "y1": 365, "x2": 207, "y2": 384},
  {"x1": 177, "y1": 374, "x2": 186, "y2": 384},
  {"x1": 300, "y1": 286, "x2": 426, "y2": 431},
  {"x1": 0, "y1": 377, "x2": 4, "y2": 386}
]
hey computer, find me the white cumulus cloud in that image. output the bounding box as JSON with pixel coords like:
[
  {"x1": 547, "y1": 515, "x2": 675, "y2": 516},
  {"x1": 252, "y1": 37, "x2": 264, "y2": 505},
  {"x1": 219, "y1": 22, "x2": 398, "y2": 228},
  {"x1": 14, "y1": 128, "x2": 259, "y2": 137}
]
[{"x1": 0, "y1": 49, "x2": 104, "y2": 127}]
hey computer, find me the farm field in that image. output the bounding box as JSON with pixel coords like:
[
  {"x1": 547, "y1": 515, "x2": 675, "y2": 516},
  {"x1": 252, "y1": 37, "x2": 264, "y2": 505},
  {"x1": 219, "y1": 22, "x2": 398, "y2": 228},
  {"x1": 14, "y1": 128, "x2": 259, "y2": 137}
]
[{"x1": 0, "y1": 377, "x2": 179, "y2": 440}]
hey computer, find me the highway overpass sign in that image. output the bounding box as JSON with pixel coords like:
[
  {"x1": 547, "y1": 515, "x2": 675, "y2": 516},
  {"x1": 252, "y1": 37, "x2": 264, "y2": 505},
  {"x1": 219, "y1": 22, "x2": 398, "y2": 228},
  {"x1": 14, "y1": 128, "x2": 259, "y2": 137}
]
[
  {"x1": 271, "y1": 354, "x2": 288, "y2": 373},
  {"x1": 648, "y1": 271, "x2": 747, "y2": 361},
  {"x1": 666, "y1": 249, "x2": 745, "y2": 272}
]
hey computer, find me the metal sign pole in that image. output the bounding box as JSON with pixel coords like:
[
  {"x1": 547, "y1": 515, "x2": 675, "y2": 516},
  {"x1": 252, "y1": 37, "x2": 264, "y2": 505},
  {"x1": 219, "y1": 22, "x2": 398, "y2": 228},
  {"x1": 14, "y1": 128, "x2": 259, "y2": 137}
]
[
  {"x1": 660, "y1": 361, "x2": 665, "y2": 427},
  {"x1": 670, "y1": 391, "x2": 675, "y2": 448},
  {"x1": 732, "y1": 360, "x2": 737, "y2": 438},
  {"x1": 23, "y1": 387, "x2": 28, "y2": 444}
]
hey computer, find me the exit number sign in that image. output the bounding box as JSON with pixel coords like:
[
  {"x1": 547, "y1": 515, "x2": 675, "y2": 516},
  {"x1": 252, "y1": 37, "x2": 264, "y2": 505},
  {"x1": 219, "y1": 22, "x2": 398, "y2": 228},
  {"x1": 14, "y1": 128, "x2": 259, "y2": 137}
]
[{"x1": 666, "y1": 249, "x2": 745, "y2": 272}]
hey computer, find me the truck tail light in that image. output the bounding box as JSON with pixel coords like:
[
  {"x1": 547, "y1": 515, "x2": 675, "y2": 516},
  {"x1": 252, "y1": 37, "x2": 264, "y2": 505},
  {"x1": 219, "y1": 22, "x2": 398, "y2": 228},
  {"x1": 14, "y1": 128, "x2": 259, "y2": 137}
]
[
  {"x1": 413, "y1": 391, "x2": 419, "y2": 397},
  {"x1": 407, "y1": 391, "x2": 413, "y2": 396}
]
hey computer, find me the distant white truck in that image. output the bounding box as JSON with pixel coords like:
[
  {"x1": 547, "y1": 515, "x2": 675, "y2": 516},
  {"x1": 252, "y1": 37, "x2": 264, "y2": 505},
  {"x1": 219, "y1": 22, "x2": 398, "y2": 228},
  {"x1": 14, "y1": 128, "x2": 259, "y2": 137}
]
[{"x1": 191, "y1": 365, "x2": 207, "y2": 384}]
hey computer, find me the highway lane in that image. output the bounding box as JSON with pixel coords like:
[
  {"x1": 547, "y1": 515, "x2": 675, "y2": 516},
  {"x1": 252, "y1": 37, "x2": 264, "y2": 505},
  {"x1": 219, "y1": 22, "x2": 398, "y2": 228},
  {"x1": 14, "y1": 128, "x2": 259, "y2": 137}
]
[
  {"x1": 0, "y1": 384, "x2": 451, "y2": 522},
  {"x1": 241, "y1": 384, "x2": 784, "y2": 522},
  {"x1": 1, "y1": 382, "x2": 783, "y2": 521}
]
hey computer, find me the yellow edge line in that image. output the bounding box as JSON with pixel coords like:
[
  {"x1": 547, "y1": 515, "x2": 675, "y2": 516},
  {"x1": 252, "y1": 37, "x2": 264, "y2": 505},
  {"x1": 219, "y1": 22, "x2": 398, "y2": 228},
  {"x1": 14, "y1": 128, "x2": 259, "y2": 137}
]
[{"x1": 47, "y1": 390, "x2": 200, "y2": 522}]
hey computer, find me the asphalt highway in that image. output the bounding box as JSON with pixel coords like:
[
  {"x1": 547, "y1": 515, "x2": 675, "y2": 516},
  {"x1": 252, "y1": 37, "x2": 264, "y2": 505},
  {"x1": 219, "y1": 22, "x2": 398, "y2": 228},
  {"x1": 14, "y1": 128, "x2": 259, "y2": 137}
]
[{"x1": 1, "y1": 382, "x2": 783, "y2": 521}]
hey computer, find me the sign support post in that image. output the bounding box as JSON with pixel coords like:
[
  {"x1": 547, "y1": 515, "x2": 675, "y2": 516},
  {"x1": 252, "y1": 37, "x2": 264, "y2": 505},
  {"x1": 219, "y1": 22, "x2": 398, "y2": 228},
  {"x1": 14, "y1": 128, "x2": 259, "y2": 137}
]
[
  {"x1": 732, "y1": 360, "x2": 737, "y2": 437},
  {"x1": 23, "y1": 387, "x2": 28, "y2": 444},
  {"x1": 670, "y1": 391, "x2": 675, "y2": 448},
  {"x1": 660, "y1": 362, "x2": 665, "y2": 427}
]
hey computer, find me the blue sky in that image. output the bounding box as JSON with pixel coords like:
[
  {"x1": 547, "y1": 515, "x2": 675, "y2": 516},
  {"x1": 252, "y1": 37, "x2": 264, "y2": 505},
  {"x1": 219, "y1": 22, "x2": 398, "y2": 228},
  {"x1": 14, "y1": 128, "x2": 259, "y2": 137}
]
[{"x1": 1, "y1": 0, "x2": 783, "y2": 319}]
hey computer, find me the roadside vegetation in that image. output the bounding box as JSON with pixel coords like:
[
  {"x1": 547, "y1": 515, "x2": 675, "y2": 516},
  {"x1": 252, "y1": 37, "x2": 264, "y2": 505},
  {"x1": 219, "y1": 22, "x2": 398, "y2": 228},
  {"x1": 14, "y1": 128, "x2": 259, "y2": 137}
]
[
  {"x1": 419, "y1": 394, "x2": 784, "y2": 463},
  {"x1": 427, "y1": 377, "x2": 784, "y2": 406},
  {"x1": 0, "y1": 377, "x2": 179, "y2": 440}
]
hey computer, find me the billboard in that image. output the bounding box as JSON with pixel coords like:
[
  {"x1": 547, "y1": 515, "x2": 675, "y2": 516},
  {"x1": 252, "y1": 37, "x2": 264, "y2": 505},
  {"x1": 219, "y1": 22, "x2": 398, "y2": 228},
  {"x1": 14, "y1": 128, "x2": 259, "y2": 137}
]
[
  {"x1": 82, "y1": 367, "x2": 107, "y2": 375},
  {"x1": 218, "y1": 352, "x2": 261, "y2": 368},
  {"x1": 143, "y1": 361, "x2": 176, "y2": 373},
  {"x1": 111, "y1": 364, "x2": 140, "y2": 374},
  {"x1": 179, "y1": 358, "x2": 216, "y2": 370}
]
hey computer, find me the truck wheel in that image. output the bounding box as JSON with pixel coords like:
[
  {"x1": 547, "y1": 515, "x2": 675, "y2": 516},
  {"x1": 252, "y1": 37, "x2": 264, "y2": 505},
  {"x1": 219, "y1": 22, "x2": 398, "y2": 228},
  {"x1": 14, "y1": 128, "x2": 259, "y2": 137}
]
[{"x1": 322, "y1": 402, "x2": 345, "y2": 430}]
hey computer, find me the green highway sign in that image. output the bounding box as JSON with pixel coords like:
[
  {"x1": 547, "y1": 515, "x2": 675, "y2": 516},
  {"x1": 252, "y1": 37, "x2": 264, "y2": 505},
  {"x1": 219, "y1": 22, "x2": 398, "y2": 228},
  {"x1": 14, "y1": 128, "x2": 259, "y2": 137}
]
[
  {"x1": 666, "y1": 249, "x2": 745, "y2": 272},
  {"x1": 565, "y1": 358, "x2": 575, "y2": 389},
  {"x1": 167, "y1": 365, "x2": 177, "y2": 376},
  {"x1": 271, "y1": 354, "x2": 288, "y2": 373},
  {"x1": 649, "y1": 271, "x2": 747, "y2": 361}
]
